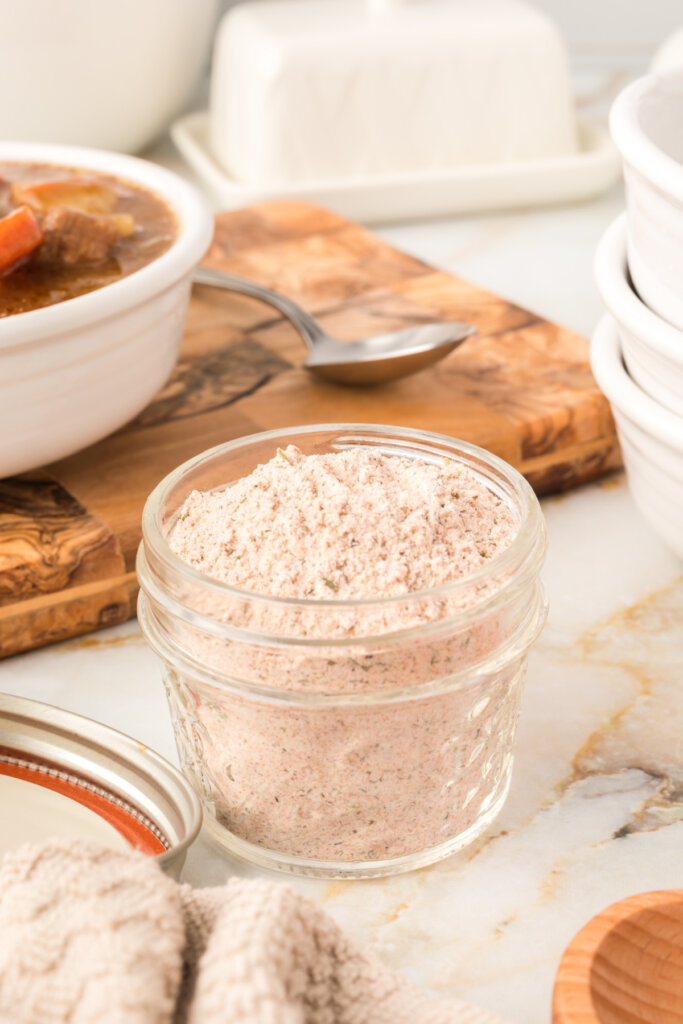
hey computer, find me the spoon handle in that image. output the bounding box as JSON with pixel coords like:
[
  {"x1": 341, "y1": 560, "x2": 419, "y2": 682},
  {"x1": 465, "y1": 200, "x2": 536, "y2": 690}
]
[{"x1": 192, "y1": 266, "x2": 323, "y2": 352}]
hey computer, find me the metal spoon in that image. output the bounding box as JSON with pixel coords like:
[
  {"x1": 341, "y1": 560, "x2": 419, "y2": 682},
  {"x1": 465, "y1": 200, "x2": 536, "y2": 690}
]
[{"x1": 193, "y1": 266, "x2": 475, "y2": 385}]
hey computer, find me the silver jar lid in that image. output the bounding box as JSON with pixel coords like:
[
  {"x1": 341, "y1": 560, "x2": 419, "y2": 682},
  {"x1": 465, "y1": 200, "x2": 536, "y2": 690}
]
[{"x1": 0, "y1": 693, "x2": 201, "y2": 878}]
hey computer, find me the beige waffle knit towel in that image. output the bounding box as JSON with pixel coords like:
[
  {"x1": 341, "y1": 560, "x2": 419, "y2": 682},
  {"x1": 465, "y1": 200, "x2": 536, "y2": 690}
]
[{"x1": 0, "y1": 841, "x2": 511, "y2": 1024}]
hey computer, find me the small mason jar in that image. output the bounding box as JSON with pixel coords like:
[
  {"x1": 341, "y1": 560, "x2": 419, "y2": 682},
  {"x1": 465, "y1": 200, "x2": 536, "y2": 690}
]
[{"x1": 137, "y1": 424, "x2": 547, "y2": 878}]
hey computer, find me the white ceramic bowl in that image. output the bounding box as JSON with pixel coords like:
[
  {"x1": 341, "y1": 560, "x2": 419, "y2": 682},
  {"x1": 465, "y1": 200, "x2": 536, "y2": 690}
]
[
  {"x1": 0, "y1": 0, "x2": 219, "y2": 153},
  {"x1": 0, "y1": 142, "x2": 213, "y2": 479},
  {"x1": 595, "y1": 214, "x2": 683, "y2": 417},
  {"x1": 610, "y1": 70, "x2": 683, "y2": 331},
  {"x1": 591, "y1": 315, "x2": 683, "y2": 560}
]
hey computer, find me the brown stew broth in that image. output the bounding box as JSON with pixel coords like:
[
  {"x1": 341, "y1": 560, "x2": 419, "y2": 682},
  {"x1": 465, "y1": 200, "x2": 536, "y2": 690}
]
[{"x1": 0, "y1": 162, "x2": 177, "y2": 317}]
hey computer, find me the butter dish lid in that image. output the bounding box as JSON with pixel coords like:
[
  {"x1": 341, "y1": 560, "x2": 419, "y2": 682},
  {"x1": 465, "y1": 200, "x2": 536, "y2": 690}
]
[{"x1": 0, "y1": 694, "x2": 201, "y2": 877}]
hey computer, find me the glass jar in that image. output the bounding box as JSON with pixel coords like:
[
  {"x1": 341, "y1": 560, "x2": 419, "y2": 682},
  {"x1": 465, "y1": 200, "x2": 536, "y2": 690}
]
[{"x1": 137, "y1": 424, "x2": 547, "y2": 878}]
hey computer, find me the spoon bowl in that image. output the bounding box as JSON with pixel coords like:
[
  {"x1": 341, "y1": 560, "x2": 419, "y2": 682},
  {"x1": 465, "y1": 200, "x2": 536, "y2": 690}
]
[
  {"x1": 553, "y1": 890, "x2": 683, "y2": 1024},
  {"x1": 303, "y1": 322, "x2": 475, "y2": 384},
  {"x1": 193, "y1": 266, "x2": 475, "y2": 385}
]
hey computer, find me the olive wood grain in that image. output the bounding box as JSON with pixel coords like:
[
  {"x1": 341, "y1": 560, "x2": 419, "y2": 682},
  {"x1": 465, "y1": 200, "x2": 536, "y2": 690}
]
[
  {"x1": 0, "y1": 201, "x2": 620, "y2": 657},
  {"x1": 0, "y1": 474, "x2": 129, "y2": 656},
  {"x1": 553, "y1": 890, "x2": 683, "y2": 1024}
]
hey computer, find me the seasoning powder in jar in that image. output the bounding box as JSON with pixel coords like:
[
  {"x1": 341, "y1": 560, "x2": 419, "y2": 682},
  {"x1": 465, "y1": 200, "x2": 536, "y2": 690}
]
[{"x1": 138, "y1": 429, "x2": 547, "y2": 878}]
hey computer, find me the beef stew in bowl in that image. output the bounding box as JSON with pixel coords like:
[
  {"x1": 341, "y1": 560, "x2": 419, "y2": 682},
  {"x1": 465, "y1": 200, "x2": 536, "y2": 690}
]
[
  {"x1": 0, "y1": 139, "x2": 212, "y2": 479},
  {"x1": 0, "y1": 162, "x2": 177, "y2": 317}
]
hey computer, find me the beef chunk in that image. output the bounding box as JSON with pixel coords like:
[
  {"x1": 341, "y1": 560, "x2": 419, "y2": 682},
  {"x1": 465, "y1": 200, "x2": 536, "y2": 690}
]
[{"x1": 37, "y1": 207, "x2": 120, "y2": 266}]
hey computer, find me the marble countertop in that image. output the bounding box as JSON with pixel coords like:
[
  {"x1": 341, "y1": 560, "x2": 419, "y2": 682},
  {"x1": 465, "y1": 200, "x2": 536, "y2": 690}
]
[{"x1": 2, "y1": 177, "x2": 682, "y2": 1024}]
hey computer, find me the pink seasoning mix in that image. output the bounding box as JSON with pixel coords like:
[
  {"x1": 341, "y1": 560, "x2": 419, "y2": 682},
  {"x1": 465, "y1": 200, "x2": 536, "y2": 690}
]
[{"x1": 167, "y1": 445, "x2": 522, "y2": 863}]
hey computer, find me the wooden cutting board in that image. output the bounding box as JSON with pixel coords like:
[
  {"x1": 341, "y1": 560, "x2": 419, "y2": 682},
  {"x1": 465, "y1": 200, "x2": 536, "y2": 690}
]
[{"x1": 0, "y1": 201, "x2": 620, "y2": 658}]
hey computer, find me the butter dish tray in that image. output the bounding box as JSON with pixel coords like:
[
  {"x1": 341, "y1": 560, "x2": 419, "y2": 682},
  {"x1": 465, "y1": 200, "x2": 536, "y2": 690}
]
[{"x1": 171, "y1": 111, "x2": 621, "y2": 223}]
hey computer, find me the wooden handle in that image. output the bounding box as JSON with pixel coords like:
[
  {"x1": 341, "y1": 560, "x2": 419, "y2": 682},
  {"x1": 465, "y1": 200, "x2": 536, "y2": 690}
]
[{"x1": 553, "y1": 890, "x2": 683, "y2": 1023}]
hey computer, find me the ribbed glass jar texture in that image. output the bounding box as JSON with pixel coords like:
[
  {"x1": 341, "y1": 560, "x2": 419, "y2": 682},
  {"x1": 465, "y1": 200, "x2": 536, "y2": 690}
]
[{"x1": 137, "y1": 425, "x2": 547, "y2": 878}]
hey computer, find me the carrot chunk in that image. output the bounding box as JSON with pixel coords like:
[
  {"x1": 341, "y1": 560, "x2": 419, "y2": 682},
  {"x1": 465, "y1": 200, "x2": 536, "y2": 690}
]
[{"x1": 0, "y1": 206, "x2": 43, "y2": 276}]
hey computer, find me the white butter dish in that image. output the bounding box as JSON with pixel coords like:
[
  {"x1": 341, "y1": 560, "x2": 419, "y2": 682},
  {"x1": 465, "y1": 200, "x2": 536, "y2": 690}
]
[
  {"x1": 171, "y1": 112, "x2": 620, "y2": 222},
  {"x1": 210, "y1": 0, "x2": 578, "y2": 187}
]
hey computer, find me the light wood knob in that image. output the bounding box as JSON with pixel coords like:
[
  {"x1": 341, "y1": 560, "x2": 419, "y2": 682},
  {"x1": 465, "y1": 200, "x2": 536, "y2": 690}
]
[{"x1": 553, "y1": 890, "x2": 683, "y2": 1023}]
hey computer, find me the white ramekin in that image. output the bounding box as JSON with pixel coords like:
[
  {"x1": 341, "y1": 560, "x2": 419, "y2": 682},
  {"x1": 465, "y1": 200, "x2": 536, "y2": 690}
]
[
  {"x1": 591, "y1": 315, "x2": 683, "y2": 560},
  {"x1": 610, "y1": 70, "x2": 683, "y2": 331},
  {"x1": 0, "y1": 142, "x2": 213, "y2": 478},
  {"x1": 595, "y1": 214, "x2": 683, "y2": 417}
]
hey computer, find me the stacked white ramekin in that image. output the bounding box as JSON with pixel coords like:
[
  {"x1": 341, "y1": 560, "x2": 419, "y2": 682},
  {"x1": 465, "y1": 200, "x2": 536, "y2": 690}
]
[{"x1": 593, "y1": 71, "x2": 683, "y2": 559}]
